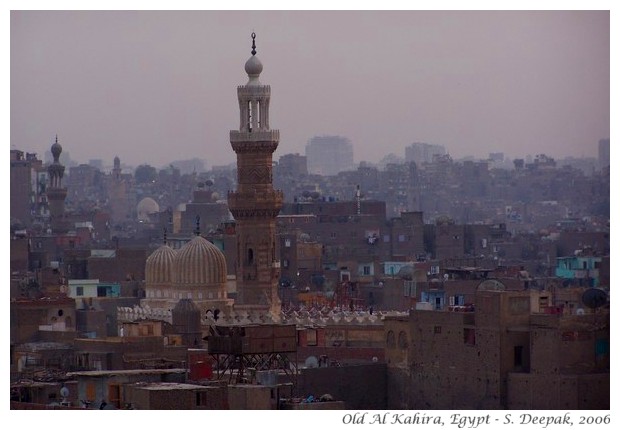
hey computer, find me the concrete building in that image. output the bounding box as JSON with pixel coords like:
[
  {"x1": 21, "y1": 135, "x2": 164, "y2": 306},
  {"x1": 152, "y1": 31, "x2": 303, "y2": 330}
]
[
  {"x1": 598, "y1": 138, "x2": 610, "y2": 171},
  {"x1": 385, "y1": 287, "x2": 609, "y2": 409},
  {"x1": 306, "y1": 135, "x2": 354, "y2": 176},
  {"x1": 404, "y1": 142, "x2": 446, "y2": 165},
  {"x1": 10, "y1": 149, "x2": 42, "y2": 228}
]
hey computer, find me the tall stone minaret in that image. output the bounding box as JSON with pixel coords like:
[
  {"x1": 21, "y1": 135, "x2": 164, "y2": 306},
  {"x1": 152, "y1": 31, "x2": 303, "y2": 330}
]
[
  {"x1": 228, "y1": 33, "x2": 283, "y2": 316},
  {"x1": 47, "y1": 135, "x2": 68, "y2": 233}
]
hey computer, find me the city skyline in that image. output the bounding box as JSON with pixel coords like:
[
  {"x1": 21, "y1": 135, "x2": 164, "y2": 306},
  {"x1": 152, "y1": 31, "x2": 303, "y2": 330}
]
[{"x1": 10, "y1": 10, "x2": 610, "y2": 169}]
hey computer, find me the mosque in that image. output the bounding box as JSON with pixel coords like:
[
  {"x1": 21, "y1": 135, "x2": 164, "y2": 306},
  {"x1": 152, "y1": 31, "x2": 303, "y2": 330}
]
[{"x1": 134, "y1": 33, "x2": 283, "y2": 323}]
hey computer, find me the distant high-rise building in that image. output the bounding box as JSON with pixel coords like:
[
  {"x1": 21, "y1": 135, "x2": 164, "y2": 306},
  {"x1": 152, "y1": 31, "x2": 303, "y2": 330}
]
[
  {"x1": 404, "y1": 142, "x2": 446, "y2": 165},
  {"x1": 488, "y1": 152, "x2": 504, "y2": 163},
  {"x1": 277, "y1": 153, "x2": 308, "y2": 177},
  {"x1": 598, "y1": 138, "x2": 610, "y2": 170},
  {"x1": 10, "y1": 150, "x2": 41, "y2": 227},
  {"x1": 305, "y1": 135, "x2": 354, "y2": 175}
]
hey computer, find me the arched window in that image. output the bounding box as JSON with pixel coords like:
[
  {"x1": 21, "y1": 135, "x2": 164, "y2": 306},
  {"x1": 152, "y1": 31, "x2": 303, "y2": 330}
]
[
  {"x1": 386, "y1": 330, "x2": 396, "y2": 348},
  {"x1": 398, "y1": 331, "x2": 409, "y2": 349},
  {"x1": 248, "y1": 248, "x2": 254, "y2": 265}
]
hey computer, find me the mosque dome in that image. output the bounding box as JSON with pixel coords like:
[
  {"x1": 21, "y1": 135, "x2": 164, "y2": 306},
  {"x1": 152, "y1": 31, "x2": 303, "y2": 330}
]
[
  {"x1": 145, "y1": 244, "x2": 177, "y2": 286},
  {"x1": 137, "y1": 197, "x2": 160, "y2": 221},
  {"x1": 174, "y1": 235, "x2": 227, "y2": 287}
]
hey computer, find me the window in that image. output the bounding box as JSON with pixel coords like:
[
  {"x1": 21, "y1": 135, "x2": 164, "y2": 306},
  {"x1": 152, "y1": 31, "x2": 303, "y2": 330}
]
[
  {"x1": 398, "y1": 331, "x2": 408, "y2": 349},
  {"x1": 331, "y1": 232, "x2": 337, "y2": 239},
  {"x1": 76, "y1": 286, "x2": 84, "y2": 296},
  {"x1": 97, "y1": 286, "x2": 107, "y2": 297},
  {"x1": 398, "y1": 234, "x2": 406, "y2": 242},
  {"x1": 363, "y1": 265, "x2": 371, "y2": 276},
  {"x1": 196, "y1": 391, "x2": 207, "y2": 407},
  {"x1": 514, "y1": 345, "x2": 523, "y2": 367},
  {"x1": 86, "y1": 383, "x2": 96, "y2": 402},
  {"x1": 284, "y1": 239, "x2": 291, "y2": 248},
  {"x1": 386, "y1": 330, "x2": 396, "y2": 348},
  {"x1": 383, "y1": 235, "x2": 390, "y2": 243},
  {"x1": 404, "y1": 280, "x2": 415, "y2": 297},
  {"x1": 434, "y1": 326, "x2": 442, "y2": 334},
  {"x1": 307, "y1": 329, "x2": 318, "y2": 346},
  {"x1": 464, "y1": 328, "x2": 476, "y2": 346}
]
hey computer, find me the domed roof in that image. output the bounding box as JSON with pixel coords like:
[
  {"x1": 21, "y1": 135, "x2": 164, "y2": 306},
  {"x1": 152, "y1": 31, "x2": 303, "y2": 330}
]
[
  {"x1": 172, "y1": 298, "x2": 200, "y2": 314},
  {"x1": 174, "y1": 235, "x2": 227, "y2": 287},
  {"x1": 137, "y1": 197, "x2": 160, "y2": 221},
  {"x1": 145, "y1": 244, "x2": 177, "y2": 286},
  {"x1": 245, "y1": 55, "x2": 263, "y2": 77},
  {"x1": 51, "y1": 136, "x2": 62, "y2": 162}
]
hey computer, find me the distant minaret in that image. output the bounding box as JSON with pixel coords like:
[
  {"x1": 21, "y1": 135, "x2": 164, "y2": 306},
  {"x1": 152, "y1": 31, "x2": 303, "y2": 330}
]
[
  {"x1": 109, "y1": 155, "x2": 130, "y2": 223},
  {"x1": 47, "y1": 135, "x2": 68, "y2": 233},
  {"x1": 228, "y1": 33, "x2": 283, "y2": 316},
  {"x1": 113, "y1": 155, "x2": 121, "y2": 181}
]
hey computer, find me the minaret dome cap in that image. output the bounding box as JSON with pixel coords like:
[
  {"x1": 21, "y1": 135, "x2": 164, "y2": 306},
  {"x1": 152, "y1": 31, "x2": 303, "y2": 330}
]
[
  {"x1": 51, "y1": 135, "x2": 63, "y2": 162},
  {"x1": 245, "y1": 55, "x2": 263, "y2": 77}
]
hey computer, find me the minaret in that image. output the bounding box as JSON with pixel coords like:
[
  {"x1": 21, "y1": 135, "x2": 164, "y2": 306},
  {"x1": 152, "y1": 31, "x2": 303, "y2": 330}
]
[
  {"x1": 228, "y1": 33, "x2": 283, "y2": 316},
  {"x1": 113, "y1": 155, "x2": 121, "y2": 181},
  {"x1": 47, "y1": 135, "x2": 68, "y2": 233},
  {"x1": 109, "y1": 155, "x2": 130, "y2": 223}
]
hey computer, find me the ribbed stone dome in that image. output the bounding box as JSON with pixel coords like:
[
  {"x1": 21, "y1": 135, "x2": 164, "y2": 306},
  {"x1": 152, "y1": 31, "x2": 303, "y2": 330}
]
[
  {"x1": 145, "y1": 244, "x2": 177, "y2": 286},
  {"x1": 174, "y1": 235, "x2": 227, "y2": 287}
]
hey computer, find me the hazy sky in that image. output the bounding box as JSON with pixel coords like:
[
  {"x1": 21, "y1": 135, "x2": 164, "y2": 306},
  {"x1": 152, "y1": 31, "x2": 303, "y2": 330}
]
[{"x1": 10, "y1": 10, "x2": 610, "y2": 168}]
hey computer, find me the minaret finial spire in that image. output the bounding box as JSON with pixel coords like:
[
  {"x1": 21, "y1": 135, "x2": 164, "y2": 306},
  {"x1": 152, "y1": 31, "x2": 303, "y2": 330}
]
[
  {"x1": 55, "y1": 134, "x2": 58, "y2": 144},
  {"x1": 163, "y1": 227, "x2": 168, "y2": 245},
  {"x1": 194, "y1": 215, "x2": 201, "y2": 236},
  {"x1": 251, "y1": 32, "x2": 256, "y2": 56}
]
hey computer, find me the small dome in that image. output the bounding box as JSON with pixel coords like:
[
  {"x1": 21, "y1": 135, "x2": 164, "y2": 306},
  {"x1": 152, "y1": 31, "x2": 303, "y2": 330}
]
[
  {"x1": 174, "y1": 235, "x2": 227, "y2": 287},
  {"x1": 173, "y1": 298, "x2": 200, "y2": 313},
  {"x1": 137, "y1": 197, "x2": 160, "y2": 221},
  {"x1": 51, "y1": 137, "x2": 62, "y2": 162},
  {"x1": 145, "y1": 244, "x2": 177, "y2": 286},
  {"x1": 245, "y1": 55, "x2": 263, "y2": 77}
]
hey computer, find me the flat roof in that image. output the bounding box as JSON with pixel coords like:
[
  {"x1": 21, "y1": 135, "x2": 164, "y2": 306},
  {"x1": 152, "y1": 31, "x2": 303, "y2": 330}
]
[
  {"x1": 129, "y1": 382, "x2": 212, "y2": 391},
  {"x1": 67, "y1": 368, "x2": 186, "y2": 378}
]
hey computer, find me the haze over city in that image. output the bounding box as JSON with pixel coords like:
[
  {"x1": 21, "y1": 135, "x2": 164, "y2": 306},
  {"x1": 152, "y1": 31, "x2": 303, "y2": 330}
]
[{"x1": 10, "y1": 9, "x2": 609, "y2": 169}]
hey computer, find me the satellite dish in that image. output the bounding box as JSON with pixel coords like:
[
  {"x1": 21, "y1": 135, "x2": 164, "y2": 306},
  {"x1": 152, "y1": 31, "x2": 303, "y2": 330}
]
[
  {"x1": 305, "y1": 356, "x2": 319, "y2": 368},
  {"x1": 581, "y1": 288, "x2": 608, "y2": 309},
  {"x1": 60, "y1": 386, "x2": 70, "y2": 399}
]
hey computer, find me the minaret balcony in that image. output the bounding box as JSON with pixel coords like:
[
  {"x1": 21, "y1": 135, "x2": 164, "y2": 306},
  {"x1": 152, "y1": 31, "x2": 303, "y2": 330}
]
[{"x1": 230, "y1": 130, "x2": 279, "y2": 145}]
